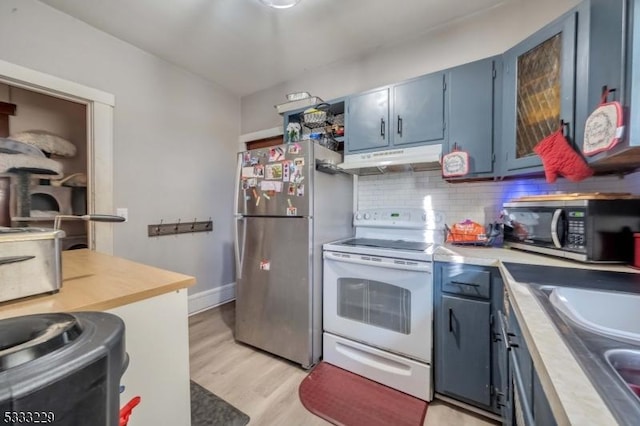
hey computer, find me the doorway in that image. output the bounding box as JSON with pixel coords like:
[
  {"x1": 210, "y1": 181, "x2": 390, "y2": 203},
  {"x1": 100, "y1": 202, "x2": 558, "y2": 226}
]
[
  {"x1": 0, "y1": 59, "x2": 115, "y2": 254},
  {"x1": 0, "y1": 83, "x2": 89, "y2": 248}
]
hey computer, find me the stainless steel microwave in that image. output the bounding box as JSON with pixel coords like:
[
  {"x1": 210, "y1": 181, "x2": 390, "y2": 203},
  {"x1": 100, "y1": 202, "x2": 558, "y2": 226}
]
[{"x1": 502, "y1": 197, "x2": 640, "y2": 262}]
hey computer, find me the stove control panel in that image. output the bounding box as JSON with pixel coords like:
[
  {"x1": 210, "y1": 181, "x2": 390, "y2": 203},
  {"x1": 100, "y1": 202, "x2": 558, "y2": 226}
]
[{"x1": 354, "y1": 208, "x2": 444, "y2": 230}]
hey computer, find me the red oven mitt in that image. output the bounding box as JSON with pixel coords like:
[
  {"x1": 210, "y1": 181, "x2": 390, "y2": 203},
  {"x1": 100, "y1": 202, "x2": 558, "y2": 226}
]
[{"x1": 533, "y1": 128, "x2": 593, "y2": 183}]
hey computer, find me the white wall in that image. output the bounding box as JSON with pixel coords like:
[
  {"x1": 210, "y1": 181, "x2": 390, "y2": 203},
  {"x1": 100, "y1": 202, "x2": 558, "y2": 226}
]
[
  {"x1": 0, "y1": 0, "x2": 241, "y2": 299},
  {"x1": 240, "y1": 0, "x2": 580, "y2": 133}
]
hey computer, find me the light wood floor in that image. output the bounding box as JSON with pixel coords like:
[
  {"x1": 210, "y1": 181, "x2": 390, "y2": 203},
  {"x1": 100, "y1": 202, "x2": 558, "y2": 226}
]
[{"x1": 189, "y1": 302, "x2": 499, "y2": 426}]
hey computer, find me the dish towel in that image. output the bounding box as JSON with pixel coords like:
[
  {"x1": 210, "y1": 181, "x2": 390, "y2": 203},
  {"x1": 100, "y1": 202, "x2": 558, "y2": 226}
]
[{"x1": 534, "y1": 129, "x2": 593, "y2": 183}]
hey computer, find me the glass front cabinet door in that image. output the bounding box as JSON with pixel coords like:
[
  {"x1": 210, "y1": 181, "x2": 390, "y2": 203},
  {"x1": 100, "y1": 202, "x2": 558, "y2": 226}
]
[{"x1": 502, "y1": 9, "x2": 578, "y2": 173}]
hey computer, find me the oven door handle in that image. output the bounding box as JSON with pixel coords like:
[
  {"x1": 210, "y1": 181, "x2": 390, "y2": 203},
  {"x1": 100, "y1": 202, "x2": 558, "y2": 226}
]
[{"x1": 323, "y1": 251, "x2": 431, "y2": 272}]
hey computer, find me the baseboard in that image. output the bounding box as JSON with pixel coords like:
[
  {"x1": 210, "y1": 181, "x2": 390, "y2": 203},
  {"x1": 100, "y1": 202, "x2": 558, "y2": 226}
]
[{"x1": 188, "y1": 283, "x2": 235, "y2": 315}]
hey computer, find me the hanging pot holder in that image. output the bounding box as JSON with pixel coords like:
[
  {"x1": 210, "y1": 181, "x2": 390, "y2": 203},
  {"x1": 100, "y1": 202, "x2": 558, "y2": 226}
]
[
  {"x1": 442, "y1": 143, "x2": 469, "y2": 177},
  {"x1": 583, "y1": 87, "x2": 624, "y2": 156}
]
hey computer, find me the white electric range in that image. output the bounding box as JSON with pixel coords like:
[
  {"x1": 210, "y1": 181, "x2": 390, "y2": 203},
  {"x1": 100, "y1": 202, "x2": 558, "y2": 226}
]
[{"x1": 322, "y1": 207, "x2": 444, "y2": 401}]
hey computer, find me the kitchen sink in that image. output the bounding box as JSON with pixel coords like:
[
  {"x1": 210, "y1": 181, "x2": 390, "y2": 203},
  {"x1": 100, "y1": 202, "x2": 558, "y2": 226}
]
[
  {"x1": 606, "y1": 349, "x2": 640, "y2": 400},
  {"x1": 502, "y1": 263, "x2": 640, "y2": 424},
  {"x1": 549, "y1": 287, "x2": 640, "y2": 345}
]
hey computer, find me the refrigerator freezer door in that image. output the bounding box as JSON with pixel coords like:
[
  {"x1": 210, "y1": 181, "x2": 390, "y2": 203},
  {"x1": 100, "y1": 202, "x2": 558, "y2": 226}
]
[
  {"x1": 235, "y1": 216, "x2": 315, "y2": 367},
  {"x1": 237, "y1": 142, "x2": 312, "y2": 217}
]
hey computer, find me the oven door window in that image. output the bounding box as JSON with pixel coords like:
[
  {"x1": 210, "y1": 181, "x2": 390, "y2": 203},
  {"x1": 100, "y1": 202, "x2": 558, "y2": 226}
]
[{"x1": 337, "y1": 278, "x2": 411, "y2": 334}]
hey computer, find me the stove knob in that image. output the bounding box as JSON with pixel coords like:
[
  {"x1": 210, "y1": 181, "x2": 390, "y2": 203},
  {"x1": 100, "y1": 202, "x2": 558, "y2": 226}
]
[
  {"x1": 355, "y1": 213, "x2": 362, "y2": 220},
  {"x1": 363, "y1": 213, "x2": 371, "y2": 220}
]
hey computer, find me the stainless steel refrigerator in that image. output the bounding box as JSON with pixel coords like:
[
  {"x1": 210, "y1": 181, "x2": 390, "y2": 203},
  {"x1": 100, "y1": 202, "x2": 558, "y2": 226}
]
[{"x1": 234, "y1": 140, "x2": 353, "y2": 368}]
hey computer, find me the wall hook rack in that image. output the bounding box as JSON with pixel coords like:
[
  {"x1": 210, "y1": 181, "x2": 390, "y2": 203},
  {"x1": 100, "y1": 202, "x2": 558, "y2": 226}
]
[{"x1": 148, "y1": 218, "x2": 213, "y2": 237}]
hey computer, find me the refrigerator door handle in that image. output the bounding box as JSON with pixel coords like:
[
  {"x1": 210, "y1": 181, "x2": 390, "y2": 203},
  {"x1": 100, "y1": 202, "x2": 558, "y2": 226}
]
[
  {"x1": 234, "y1": 152, "x2": 243, "y2": 216},
  {"x1": 235, "y1": 216, "x2": 246, "y2": 280}
]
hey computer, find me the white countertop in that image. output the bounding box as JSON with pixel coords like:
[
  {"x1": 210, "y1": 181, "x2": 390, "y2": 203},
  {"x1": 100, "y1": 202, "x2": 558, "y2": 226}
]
[
  {"x1": 434, "y1": 244, "x2": 639, "y2": 272},
  {"x1": 434, "y1": 244, "x2": 638, "y2": 426}
]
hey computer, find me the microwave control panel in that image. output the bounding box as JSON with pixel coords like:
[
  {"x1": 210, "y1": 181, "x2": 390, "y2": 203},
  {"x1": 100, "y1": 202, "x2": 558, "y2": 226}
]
[{"x1": 566, "y1": 208, "x2": 587, "y2": 250}]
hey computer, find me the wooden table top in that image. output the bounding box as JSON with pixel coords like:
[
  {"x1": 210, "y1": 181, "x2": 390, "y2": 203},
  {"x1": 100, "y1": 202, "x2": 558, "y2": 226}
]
[{"x1": 0, "y1": 249, "x2": 196, "y2": 320}]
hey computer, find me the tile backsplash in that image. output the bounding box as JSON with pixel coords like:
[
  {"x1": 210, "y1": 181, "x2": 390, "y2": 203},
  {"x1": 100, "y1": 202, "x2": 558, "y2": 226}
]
[{"x1": 357, "y1": 170, "x2": 640, "y2": 225}]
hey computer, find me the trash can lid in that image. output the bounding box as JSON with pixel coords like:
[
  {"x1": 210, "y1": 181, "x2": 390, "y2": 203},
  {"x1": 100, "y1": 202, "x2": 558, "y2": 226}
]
[{"x1": 0, "y1": 313, "x2": 83, "y2": 372}]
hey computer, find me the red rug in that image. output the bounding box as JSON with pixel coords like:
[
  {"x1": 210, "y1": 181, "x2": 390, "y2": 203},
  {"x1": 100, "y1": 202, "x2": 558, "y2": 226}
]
[{"x1": 299, "y1": 362, "x2": 428, "y2": 426}]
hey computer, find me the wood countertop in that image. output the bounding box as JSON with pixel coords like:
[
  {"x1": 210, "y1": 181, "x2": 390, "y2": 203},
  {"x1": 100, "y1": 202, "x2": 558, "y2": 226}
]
[{"x1": 0, "y1": 249, "x2": 196, "y2": 320}]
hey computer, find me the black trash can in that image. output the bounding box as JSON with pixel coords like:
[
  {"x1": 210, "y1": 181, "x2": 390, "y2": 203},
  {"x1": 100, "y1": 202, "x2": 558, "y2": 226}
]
[{"x1": 0, "y1": 312, "x2": 126, "y2": 426}]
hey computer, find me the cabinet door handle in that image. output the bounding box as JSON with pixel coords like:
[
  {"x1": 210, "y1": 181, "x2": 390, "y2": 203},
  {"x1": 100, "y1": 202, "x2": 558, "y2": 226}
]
[
  {"x1": 397, "y1": 115, "x2": 403, "y2": 136},
  {"x1": 0, "y1": 255, "x2": 35, "y2": 266},
  {"x1": 380, "y1": 118, "x2": 386, "y2": 139},
  {"x1": 448, "y1": 308, "x2": 453, "y2": 333},
  {"x1": 451, "y1": 280, "x2": 480, "y2": 287},
  {"x1": 510, "y1": 350, "x2": 535, "y2": 426},
  {"x1": 560, "y1": 119, "x2": 570, "y2": 137}
]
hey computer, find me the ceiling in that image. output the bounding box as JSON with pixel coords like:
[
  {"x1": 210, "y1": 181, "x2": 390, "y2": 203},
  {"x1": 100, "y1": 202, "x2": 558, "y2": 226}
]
[{"x1": 40, "y1": 0, "x2": 509, "y2": 97}]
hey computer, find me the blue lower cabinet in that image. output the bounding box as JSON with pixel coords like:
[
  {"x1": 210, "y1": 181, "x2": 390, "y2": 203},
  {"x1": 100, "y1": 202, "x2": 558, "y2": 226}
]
[
  {"x1": 505, "y1": 305, "x2": 557, "y2": 426},
  {"x1": 532, "y1": 369, "x2": 556, "y2": 426},
  {"x1": 436, "y1": 295, "x2": 491, "y2": 405},
  {"x1": 434, "y1": 262, "x2": 503, "y2": 414}
]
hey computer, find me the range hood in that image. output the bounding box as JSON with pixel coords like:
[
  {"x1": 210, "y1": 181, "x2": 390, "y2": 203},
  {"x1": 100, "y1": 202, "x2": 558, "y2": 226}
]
[{"x1": 338, "y1": 144, "x2": 442, "y2": 176}]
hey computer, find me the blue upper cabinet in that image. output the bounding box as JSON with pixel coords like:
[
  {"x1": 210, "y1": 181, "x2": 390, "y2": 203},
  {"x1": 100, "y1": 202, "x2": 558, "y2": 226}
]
[
  {"x1": 346, "y1": 88, "x2": 390, "y2": 152},
  {"x1": 574, "y1": 0, "x2": 630, "y2": 169},
  {"x1": 628, "y1": 0, "x2": 640, "y2": 153},
  {"x1": 445, "y1": 57, "x2": 501, "y2": 179},
  {"x1": 345, "y1": 73, "x2": 446, "y2": 154},
  {"x1": 303, "y1": 0, "x2": 639, "y2": 176},
  {"x1": 501, "y1": 8, "x2": 578, "y2": 174},
  {"x1": 392, "y1": 74, "x2": 446, "y2": 146}
]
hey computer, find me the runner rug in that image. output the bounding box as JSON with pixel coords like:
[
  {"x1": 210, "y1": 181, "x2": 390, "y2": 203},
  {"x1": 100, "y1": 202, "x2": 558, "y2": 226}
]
[
  {"x1": 299, "y1": 362, "x2": 428, "y2": 426},
  {"x1": 190, "y1": 380, "x2": 250, "y2": 426}
]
